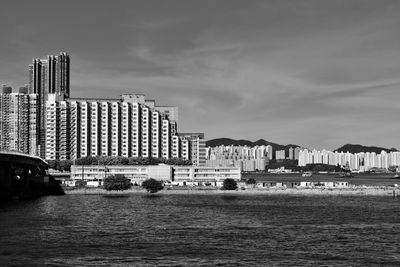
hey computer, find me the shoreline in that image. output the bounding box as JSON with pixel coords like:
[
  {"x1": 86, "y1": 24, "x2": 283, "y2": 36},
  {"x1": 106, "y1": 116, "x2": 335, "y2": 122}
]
[{"x1": 63, "y1": 186, "x2": 400, "y2": 196}]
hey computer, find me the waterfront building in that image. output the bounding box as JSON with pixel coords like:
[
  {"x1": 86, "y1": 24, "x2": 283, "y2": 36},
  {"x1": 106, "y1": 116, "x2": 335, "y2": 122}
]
[
  {"x1": 70, "y1": 164, "x2": 172, "y2": 185},
  {"x1": 173, "y1": 166, "x2": 241, "y2": 186},
  {"x1": 0, "y1": 86, "x2": 39, "y2": 155},
  {"x1": 69, "y1": 164, "x2": 241, "y2": 187}
]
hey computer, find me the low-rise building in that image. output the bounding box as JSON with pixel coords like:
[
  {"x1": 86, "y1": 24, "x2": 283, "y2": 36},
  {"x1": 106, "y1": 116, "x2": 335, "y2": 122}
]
[
  {"x1": 173, "y1": 166, "x2": 241, "y2": 186},
  {"x1": 69, "y1": 164, "x2": 241, "y2": 187},
  {"x1": 70, "y1": 164, "x2": 172, "y2": 185}
]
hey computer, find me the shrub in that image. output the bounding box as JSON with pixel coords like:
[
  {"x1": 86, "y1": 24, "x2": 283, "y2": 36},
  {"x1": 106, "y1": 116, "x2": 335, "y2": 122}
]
[
  {"x1": 222, "y1": 178, "x2": 238, "y2": 190},
  {"x1": 142, "y1": 178, "x2": 164, "y2": 193},
  {"x1": 103, "y1": 174, "x2": 132, "y2": 191}
]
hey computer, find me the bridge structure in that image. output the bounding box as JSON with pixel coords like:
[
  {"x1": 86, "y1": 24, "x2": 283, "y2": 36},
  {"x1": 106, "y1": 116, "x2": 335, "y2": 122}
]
[{"x1": 0, "y1": 151, "x2": 64, "y2": 200}]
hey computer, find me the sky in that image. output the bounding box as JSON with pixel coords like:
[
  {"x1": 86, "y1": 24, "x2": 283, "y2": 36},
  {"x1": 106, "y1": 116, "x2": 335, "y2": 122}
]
[{"x1": 0, "y1": 0, "x2": 399, "y2": 150}]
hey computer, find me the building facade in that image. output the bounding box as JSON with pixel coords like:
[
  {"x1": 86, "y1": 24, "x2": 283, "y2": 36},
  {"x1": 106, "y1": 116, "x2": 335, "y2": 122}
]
[
  {"x1": 173, "y1": 166, "x2": 241, "y2": 186},
  {"x1": 70, "y1": 164, "x2": 172, "y2": 185},
  {"x1": 298, "y1": 148, "x2": 400, "y2": 171},
  {"x1": 45, "y1": 94, "x2": 200, "y2": 163},
  {"x1": 2, "y1": 52, "x2": 203, "y2": 164},
  {"x1": 178, "y1": 133, "x2": 206, "y2": 166},
  {"x1": 69, "y1": 164, "x2": 241, "y2": 187},
  {"x1": 0, "y1": 86, "x2": 39, "y2": 155},
  {"x1": 28, "y1": 52, "x2": 70, "y2": 157}
]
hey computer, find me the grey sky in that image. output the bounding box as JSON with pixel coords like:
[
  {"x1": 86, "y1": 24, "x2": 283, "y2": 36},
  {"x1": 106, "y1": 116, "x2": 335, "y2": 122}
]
[{"x1": 1, "y1": 0, "x2": 399, "y2": 150}]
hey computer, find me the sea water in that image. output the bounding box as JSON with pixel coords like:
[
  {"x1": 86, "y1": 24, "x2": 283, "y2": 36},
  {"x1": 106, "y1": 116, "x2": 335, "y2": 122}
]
[{"x1": 1, "y1": 194, "x2": 399, "y2": 266}]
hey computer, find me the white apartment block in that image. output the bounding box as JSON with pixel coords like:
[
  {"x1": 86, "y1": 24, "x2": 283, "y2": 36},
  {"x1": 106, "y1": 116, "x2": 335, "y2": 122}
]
[
  {"x1": 0, "y1": 88, "x2": 39, "y2": 156},
  {"x1": 121, "y1": 102, "x2": 130, "y2": 157},
  {"x1": 80, "y1": 101, "x2": 90, "y2": 158},
  {"x1": 28, "y1": 94, "x2": 39, "y2": 156},
  {"x1": 151, "y1": 111, "x2": 161, "y2": 158},
  {"x1": 90, "y1": 102, "x2": 100, "y2": 156},
  {"x1": 141, "y1": 106, "x2": 151, "y2": 158},
  {"x1": 130, "y1": 102, "x2": 140, "y2": 157},
  {"x1": 69, "y1": 101, "x2": 79, "y2": 159},
  {"x1": 45, "y1": 98, "x2": 57, "y2": 159},
  {"x1": 110, "y1": 102, "x2": 120, "y2": 156},
  {"x1": 100, "y1": 102, "x2": 110, "y2": 156},
  {"x1": 298, "y1": 148, "x2": 400, "y2": 171},
  {"x1": 181, "y1": 138, "x2": 189, "y2": 160},
  {"x1": 43, "y1": 94, "x2": 203, "y2": 163},
  {"x1": 172, "y1": 135, "x2": 180, "y2": 158},
  {"x1": 162, "y1": 119, "x2": 171, "y2": 159}
]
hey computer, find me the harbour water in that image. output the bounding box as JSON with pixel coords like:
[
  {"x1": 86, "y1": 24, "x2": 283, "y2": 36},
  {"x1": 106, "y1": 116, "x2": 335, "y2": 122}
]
[{"x1": 1, "y1": 194, "x2": 400, "y2": 266}]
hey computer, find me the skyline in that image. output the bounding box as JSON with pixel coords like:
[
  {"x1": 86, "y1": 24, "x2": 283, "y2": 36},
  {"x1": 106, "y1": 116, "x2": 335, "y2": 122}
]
[{"x1": 1, "y1": 0, "x2": 400, "y2": 150}]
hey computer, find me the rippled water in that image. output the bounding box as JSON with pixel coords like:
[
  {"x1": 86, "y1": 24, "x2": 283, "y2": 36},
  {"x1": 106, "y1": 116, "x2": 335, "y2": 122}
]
[{"x1": 1, "y1": 193, "x2": 400, "y2": 266}]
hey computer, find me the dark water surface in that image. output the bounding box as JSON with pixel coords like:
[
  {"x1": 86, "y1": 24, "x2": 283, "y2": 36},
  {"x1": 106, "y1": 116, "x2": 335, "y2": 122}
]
[{"x1": 1, "y1": 194, "x2": 400, "y2": 266}]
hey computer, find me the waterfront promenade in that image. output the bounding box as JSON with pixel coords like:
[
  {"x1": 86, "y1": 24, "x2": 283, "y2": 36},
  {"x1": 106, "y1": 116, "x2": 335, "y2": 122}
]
[{"x1": 64, "y1": 186, "x2": 400, "y2": 196}]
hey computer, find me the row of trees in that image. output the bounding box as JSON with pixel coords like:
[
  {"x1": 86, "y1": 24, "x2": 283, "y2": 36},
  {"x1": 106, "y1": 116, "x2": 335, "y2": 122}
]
[
  {"x1": 103, "y1": 175, "x2": 164, "y2": 193},
  {"x1": 47, "y1": 156, "x2": 193, "y2": 172},
  {"x1": 75, "y1": 156, "x2": 192, "y2": 166}
]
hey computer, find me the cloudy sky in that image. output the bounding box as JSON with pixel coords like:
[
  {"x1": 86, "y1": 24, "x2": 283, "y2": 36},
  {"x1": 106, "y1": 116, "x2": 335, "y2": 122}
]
[{"x1": 1, "y1": 0, "x2": 399, "y2": 150}]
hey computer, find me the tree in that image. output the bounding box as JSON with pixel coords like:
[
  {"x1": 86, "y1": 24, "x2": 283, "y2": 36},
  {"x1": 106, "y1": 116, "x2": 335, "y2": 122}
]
[
  {"x1": 222, "y1": 178, "x2": 238, "y2": 190},
  {"x1": 47, "y1": 160, "x2": 57, "y2": 170},
  {"x1": 245, "y1": 178, "x2": 257, "y2": 185},
  {"x1": 59, "y1": 160, "x2": 72, "y2": 172},
  {"x1": 142, "y1": 178, "x2": 164, "y2": 193},
  {"x1": 103, "y1": 174, "x2": 132, "y2": 191}
]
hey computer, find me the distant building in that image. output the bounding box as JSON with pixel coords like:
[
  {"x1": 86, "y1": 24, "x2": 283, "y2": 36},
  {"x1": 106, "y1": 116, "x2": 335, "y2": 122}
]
[
  {"x1": 288, "y1": 147, "x2": 294, "y2": 160},
  {"x1": 298, "y1": 148, "x2": 400, "y2": 171},
  {"x1": 205, "y1": 158, "x2": 267, "y2": 172},
  {"x1": 294, "y1": 147, "x2": 301, "y2": 160},
  {"x1": 178, "y1": 133, "x2": 206, "y2": 166},
  {"x1": 206, "y1": 144, "x2": 271, "y2": 171},
  {"x1": 275, "y1": 150, "x2": 285, "y2": 160},
  {"x1": 265, "y1": 145, "x2": 273, "y2": 160}
]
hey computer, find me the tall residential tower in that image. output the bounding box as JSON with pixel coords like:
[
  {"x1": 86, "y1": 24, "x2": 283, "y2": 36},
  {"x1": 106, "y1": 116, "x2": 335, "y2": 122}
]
[{"x1": 28, "y1": 52, "x2": 70, "y2": 157}]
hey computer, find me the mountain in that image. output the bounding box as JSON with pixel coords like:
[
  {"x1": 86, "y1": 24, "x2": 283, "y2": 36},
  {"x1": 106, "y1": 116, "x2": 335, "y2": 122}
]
[
  {"x1": 334, "y1": 144, "x2": 397, "y2": 154},
  {"x1": 205, "y1": 138, "x2": 300, "y2": 154}
]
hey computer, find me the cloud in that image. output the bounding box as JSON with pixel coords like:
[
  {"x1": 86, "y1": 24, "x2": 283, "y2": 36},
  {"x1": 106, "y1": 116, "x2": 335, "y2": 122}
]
[{"x1": 1, "y1": 0, "x2": 400, "y2": 150}]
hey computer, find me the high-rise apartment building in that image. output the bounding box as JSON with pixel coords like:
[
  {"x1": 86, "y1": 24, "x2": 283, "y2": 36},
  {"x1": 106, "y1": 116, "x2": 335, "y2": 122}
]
[
  {"x1": 1, "y1": 52, "x2": 199, "y2": 164},
  {"x1": 44, "y1": 94, "x2": 193, "y2": 162},
  {"x1": 28, "y1": 52, "x2": 70, "y2": 157},
  {"x1": 0, "y1": 86, "x2": 39, "y2": 155},
  {"x1": 28, "y1": 52, "x2": 70, "y2": 98},
  {"x1": 298, "y1": 148, "x2": 400, "y2": 171},
  {"x1": 178, "y1": 133, "x2": 206, "y2": 166}
]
